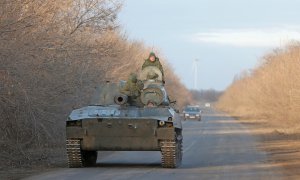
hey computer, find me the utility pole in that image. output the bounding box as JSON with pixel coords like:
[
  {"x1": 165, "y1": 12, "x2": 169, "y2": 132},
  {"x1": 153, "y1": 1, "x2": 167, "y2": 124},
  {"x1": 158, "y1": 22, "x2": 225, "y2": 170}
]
[{"x1": 193, "y1": 59, "x2": 199, "y2": 90}]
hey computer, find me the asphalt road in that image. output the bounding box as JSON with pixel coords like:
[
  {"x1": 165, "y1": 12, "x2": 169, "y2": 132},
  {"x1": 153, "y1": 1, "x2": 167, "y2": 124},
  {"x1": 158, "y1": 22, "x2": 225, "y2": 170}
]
[{"x1": 25, "y1": 109, "x2": 283, "y2": 180}]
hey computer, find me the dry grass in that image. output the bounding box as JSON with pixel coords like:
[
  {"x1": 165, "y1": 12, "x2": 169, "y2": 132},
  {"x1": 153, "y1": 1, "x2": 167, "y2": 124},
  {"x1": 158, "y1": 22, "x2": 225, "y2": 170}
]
[{"x1": 217, "y1": 43, "x2": 300, "y2": 133}]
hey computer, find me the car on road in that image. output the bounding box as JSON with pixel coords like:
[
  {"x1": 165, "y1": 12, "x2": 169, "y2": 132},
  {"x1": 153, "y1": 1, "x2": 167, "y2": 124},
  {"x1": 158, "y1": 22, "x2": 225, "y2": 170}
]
[
  {"x1": 205, "y1": 103, "x2": 211, "y2": 108},
  {"x1": 183, "y1": 105, "x2": 202, "y2": 121}
]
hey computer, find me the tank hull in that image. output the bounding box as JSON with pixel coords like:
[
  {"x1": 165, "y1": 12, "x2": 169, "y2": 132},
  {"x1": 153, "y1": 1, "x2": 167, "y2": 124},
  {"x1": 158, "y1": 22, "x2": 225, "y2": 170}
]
[
  {"x1": 66, "y1": 106, "x2": 181, "y2": 151},
  {"x1": 66, "y1": 118, "x2": 176, "y2": 151}
]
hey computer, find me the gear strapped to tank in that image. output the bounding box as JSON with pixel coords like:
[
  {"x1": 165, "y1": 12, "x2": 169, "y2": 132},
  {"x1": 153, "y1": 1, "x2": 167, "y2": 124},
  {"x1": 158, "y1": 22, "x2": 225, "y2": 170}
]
[{"x1": 65, "y1": 64, "x2": 183, "y2": 169}]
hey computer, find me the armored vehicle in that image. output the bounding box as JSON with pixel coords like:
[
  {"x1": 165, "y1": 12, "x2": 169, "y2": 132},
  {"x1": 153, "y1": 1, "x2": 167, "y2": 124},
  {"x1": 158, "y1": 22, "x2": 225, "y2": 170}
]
[{"x1": 66, "y1": 67, "x2": 183, "y2": 168}]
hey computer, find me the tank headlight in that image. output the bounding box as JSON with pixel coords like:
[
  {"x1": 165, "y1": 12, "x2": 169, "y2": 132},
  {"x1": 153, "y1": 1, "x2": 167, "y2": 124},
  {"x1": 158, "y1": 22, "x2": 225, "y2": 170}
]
[
  {"x1": 159, "y1": 121, "x2": 165, "y2": 126},
  {"x1": 67, "y1": 120, "x2": 82, "y2": 127},
  {"x1": 168, "y1": 117, "x2": 173, "y2": 121}
]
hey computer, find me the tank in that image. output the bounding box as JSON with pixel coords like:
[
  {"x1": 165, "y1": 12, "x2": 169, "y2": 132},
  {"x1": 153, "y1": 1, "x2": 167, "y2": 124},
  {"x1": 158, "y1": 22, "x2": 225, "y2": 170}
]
[{"x1": 65, "y1": 67, "x2": 183, "y2": 168}]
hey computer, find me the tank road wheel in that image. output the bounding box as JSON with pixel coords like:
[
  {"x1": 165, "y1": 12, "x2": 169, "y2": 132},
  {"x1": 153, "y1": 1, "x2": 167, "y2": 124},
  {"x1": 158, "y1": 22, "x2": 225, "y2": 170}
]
[
  {"x1": 178, "y1": 139, "x2": 183, "y2": 162},
  {"x1": 66, "y1": 139, "x2": 83, "y2": 168},
  {"x1": 82, "y1": 150, "x2": 98, "y2": 167},
  {"x1": 160, "y1": 139, "x2": 183, "y2": 168}
]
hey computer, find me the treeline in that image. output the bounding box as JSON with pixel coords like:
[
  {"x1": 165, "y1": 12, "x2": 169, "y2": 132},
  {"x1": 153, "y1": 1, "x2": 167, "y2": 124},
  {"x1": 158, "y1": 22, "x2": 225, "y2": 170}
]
[
  {"x1": 218, "y1": 43, "x2": 300, "y2": 132},
  {"x1": 0, "y1": 0, "x2": 191, "y2": 168},
  {"x1": 190, "y1": 89, "x2": 223, "y2": 103}
]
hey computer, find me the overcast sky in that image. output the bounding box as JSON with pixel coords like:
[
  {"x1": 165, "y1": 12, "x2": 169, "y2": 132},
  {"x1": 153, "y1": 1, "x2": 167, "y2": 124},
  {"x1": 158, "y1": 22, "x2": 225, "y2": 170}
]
[{"x1": 119, "y1": 0, "x2": 300, "y2": 90}]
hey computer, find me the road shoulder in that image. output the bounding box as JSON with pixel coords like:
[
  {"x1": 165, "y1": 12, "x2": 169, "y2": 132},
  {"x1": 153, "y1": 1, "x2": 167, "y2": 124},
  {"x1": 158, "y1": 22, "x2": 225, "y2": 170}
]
[{"x1": 235, "y1": 117, "x2": 300, "y2": 179}]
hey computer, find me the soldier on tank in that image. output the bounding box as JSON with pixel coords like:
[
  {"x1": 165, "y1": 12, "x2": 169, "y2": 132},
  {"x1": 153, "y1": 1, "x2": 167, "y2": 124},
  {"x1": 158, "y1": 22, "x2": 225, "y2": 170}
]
[
  {"x1": 120, "y1": 73, "x2": 144, "y2": 107},
  {"x1": 142, "y1": 52, "x2": 165, "y2": 83}
]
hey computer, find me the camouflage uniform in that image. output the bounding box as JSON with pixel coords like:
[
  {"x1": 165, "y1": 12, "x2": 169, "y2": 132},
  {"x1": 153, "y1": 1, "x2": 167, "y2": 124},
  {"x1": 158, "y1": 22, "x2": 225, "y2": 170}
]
[
  {"x1": 142, "y1": 52, "x2": 165, "y2": 81},
  {"x1": 120, "y1": 73, "x2": 144, "y2": 106}
]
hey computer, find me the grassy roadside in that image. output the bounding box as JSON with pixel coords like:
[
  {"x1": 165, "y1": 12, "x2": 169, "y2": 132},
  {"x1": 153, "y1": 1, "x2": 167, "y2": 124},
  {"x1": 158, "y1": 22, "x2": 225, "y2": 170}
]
[
  {"x1": 229, "y1": 117, "x2": 300, "y2": 179},
  {"x1": 0, "y1": 148, "x2": 66, "y2": 180},
  {"x1": 0, "y1": 150, "x2": 116, "y2": 180}
]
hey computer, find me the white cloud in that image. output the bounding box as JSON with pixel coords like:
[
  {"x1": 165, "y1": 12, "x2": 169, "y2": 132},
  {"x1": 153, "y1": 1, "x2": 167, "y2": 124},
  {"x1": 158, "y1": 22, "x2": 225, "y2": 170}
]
[{"x1": 191, "y1": 27, "x2": 300, "y2": 47}]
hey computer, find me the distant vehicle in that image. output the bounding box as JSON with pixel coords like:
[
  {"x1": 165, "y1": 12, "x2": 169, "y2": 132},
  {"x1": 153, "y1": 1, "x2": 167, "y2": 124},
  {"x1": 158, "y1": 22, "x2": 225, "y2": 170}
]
[
  {"x1": 205, "y1": 103, "x2": 211, "y2": 108},
  {"x1": 183, "y1": 106, "x2": 202, "y2": 121}
]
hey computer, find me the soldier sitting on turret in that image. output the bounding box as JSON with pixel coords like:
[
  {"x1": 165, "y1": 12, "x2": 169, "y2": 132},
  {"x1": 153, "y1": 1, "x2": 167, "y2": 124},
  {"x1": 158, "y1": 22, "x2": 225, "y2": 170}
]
[
  {"x1": 120, "y1": 73, "x2": 144, "y2": 107},
  {"x1": 142, "y1": 52, "x2": 165, "y2": 83}
]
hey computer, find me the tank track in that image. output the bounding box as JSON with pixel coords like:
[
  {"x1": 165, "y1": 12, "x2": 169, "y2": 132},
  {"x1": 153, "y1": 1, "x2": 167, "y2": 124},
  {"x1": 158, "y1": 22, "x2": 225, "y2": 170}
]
[
  {"x1": 66, "y1": 139, "x2": 83, "y2": 168},
  {"x1": 161, "y1": 139, "x2": 182, "y2": 168}
]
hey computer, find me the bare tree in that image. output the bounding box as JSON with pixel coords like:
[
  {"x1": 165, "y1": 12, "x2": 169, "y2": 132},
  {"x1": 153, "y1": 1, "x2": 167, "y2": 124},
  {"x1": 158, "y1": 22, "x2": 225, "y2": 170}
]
[{"x1": 217, "y1": 42, "x2": 300, "y2": 132}]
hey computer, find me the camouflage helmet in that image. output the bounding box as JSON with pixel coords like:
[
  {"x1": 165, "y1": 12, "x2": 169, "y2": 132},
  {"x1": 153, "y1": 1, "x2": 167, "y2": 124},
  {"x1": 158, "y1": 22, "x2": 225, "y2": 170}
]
[{"x1": 149, "y1": 52, "x2": 156, "y2": 58}]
